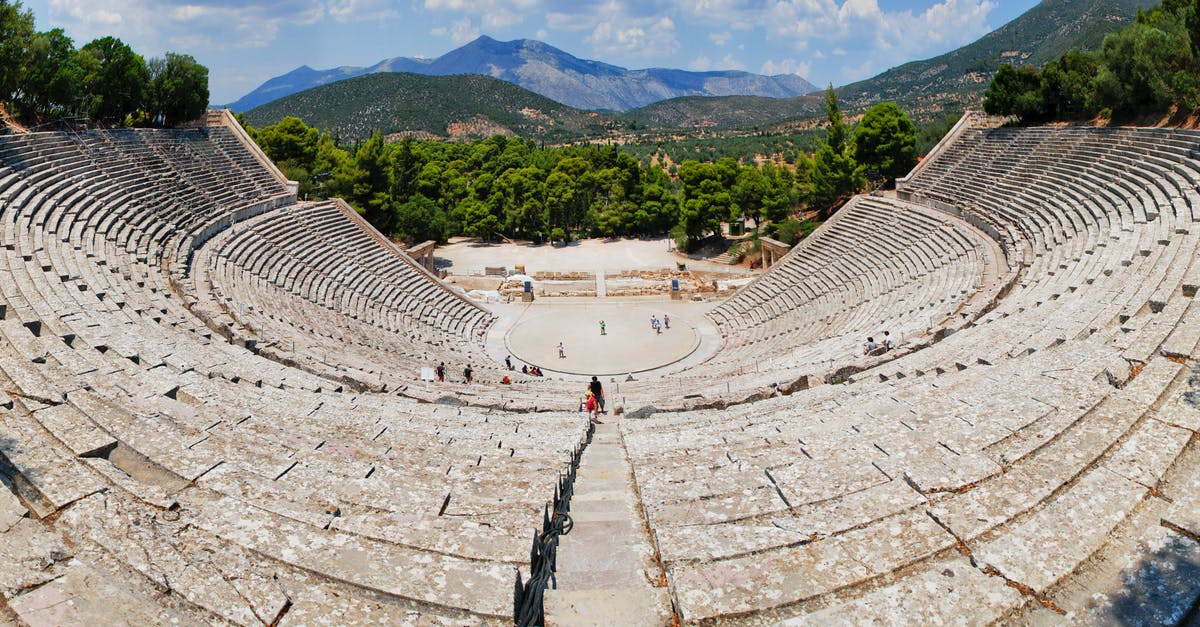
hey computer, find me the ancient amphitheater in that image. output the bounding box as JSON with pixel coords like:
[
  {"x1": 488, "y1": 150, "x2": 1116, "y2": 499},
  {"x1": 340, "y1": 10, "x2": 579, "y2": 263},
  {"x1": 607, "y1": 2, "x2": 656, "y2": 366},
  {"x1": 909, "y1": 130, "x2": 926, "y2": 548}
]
[{"x1": 0, "y1": 109, "x2": 1198, "y2": 625}]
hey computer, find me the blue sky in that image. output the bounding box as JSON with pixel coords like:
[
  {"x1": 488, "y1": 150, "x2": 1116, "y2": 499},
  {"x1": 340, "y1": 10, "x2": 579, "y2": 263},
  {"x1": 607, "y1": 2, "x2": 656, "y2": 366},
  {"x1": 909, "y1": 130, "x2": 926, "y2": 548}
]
[{"x1": 24, "y1": 0, "x2": 1040, "y2": 105}]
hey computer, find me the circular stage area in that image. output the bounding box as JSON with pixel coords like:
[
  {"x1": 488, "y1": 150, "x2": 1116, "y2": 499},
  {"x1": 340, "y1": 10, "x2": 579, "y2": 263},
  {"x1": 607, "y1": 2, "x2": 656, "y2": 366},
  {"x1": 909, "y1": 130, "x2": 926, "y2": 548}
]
[{"x1": 505, "y1": 302, "x2": 701, "y2": 375}]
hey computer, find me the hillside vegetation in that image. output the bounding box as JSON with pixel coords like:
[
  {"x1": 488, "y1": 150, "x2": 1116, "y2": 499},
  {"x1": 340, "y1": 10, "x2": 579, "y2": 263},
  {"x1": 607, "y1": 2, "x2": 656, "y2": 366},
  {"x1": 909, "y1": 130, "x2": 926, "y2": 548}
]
[
  {"x1": 626, "y1": 0, "x2": 1150, "y2": 128},
  {"x1": 985, "y1": 0, "x2": 1200, "y2": 122},
  {"x1": 242, "y1": 72, "x2": 623, "y2": 144},
  {"x1": 242, "y1": 94, "x2": 916, "y2": 252}
]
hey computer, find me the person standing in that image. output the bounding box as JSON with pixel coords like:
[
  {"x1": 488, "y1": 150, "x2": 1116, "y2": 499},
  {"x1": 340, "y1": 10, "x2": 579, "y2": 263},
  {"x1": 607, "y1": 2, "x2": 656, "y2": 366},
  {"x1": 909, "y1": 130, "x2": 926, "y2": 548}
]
[
  {"x1": 435, "y1": 362, "x2": 445, "y2": 382},
  {"x1": 558, "y1": 342, "x2": 566, "y2": 358},
  {"x1": 599, "y1": 320, "x2": 606, "y2": 335},
  {"x1": 504, "y1": 355, "x2": 513, "y2": 370},
  {"x1": 588, "y1": 376, "x2": 605, "y2": 414},
  {"x1": 463, "y1": 363, "x2": 473, "y2": 383},
  {"x1": 663, "y1": 313, "x2": 670, "y2": 330}
]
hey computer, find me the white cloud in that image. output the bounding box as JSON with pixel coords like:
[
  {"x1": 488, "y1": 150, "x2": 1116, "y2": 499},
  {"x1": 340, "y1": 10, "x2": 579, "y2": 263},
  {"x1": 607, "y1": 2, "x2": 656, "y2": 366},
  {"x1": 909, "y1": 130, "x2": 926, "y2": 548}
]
[
  {"x1": 691, "y1": 53, "x2": 744, "y2": 71},
  {"x1": 48, "y1": 0, "x2": 324, "y2": 52},
  {"x1": 760, "y1": 58, "x2": 811, "y2": 78},
  {"x1": 707, "y1": 31, "x2": 731, "y2": 46},
  {"x1": 762, "y1": 0, "x2": 996, "y2": 57},
  {"x1": 423, "y1": 0, "x2": 540, "y2": 29},
  {"x1": 431, "y1": 17, "x2": 480, "y2": 44},
  {"x1": 587, "y1": 15, "x2": 678, "y2": 58},
  {"x1": 328, "y1": 0, "x2": 400, "y2": 22}
]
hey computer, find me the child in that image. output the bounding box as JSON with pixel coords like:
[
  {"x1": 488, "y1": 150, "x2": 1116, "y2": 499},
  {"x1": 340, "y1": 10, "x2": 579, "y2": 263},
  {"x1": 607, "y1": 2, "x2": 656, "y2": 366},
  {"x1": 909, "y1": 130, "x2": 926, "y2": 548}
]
[{"x1": 585, "y1": 391, "x2": 602, "y2": 424}]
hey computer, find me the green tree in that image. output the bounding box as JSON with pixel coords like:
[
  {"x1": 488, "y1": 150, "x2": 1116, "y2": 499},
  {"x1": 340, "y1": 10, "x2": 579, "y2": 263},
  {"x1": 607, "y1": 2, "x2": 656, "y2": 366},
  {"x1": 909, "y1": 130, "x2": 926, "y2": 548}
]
[
  {"x1": 392, "y1": 135, "x2": 420, "y2": 202},
  {"x1": 494, "y1": 165, "x2": 546, "y2": 239},
  {"x1": 349, "y1": 131, "x2": 396, "y2": 233},
  {"x1": 255, "y1": 116, "x2": 319, "y2": 165},
  {"x1": 853, "y1": 102, "x2": 917, "y2": 184},
  {"x1": 761, "y1": 162, "x2": 796, "y2": 223},
  {"x1": 808, "y1": 86, "x2": 865, "y2": 211},
  {"x1": 1163, "y1": 0, "x2": 1200, "y2": 56},
  {"x1": 731, "y1": 165, "x2": 767, "y2": 230},
  {"x1": 312, "y1": 132, "x2": 354, "y2": 200},
  {"x1": 454, "y1": 198, "x2": 500, "y2": 240},
  {"x1": 79, "y1": 36, "x2": 148, "y2": 122},
  {"x1": 982, "y1": 64, "x2": 1046, "y2": 122},
  {"x1": 18, "y1": 28, "x2": 81, "y2": 120},
  {"x1": 394, "y1": 194, "x2": 449, "y2": 244},
  {"x1": 0, "y1": 0, "x2": 34, "y2": 107},
  {"x1": 1093, "y1": 12, "x2": 1198, "y2": 115},
  {"x1": 146, "y1": 52, "x2": 209, "y2": 126},
  {"x1": 677, "y1": 160, "x2": 730, "y2": 247},
  {"x1": 1038, "y1": 50, "x2": 1100, "y2": 119}
]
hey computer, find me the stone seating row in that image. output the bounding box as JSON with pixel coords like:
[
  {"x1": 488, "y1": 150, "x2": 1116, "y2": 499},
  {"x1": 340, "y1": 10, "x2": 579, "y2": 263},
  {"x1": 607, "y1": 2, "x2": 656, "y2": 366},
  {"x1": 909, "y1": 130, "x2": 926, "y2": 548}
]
[
  {"x1": 616, "y1": 115, "x2": 1200, "y2": 621},
  {"x1": 0, "y1": 124, "x2": 590, "y2": 623}
]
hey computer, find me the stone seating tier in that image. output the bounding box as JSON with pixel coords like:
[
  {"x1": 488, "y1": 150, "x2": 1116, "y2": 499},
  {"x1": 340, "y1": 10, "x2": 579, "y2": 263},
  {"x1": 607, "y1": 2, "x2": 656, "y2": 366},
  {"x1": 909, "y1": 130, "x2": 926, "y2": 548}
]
[{"x1": 3, "y1": 114, "x2": 1200, "y2": 624}]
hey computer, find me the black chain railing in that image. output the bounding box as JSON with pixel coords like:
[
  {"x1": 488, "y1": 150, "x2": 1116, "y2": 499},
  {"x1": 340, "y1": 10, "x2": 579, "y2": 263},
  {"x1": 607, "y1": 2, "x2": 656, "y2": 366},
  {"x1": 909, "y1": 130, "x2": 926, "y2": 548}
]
[{"x1": 513, "y1": 421, "x2": 594, "y2": 626}]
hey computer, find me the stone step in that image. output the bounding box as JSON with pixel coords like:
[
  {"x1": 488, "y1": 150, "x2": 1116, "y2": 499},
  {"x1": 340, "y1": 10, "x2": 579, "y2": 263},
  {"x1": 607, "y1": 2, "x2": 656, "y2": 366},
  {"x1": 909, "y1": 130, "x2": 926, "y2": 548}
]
[{"x1": 544, "y1": 422, "x2": 673, "y2": 626}]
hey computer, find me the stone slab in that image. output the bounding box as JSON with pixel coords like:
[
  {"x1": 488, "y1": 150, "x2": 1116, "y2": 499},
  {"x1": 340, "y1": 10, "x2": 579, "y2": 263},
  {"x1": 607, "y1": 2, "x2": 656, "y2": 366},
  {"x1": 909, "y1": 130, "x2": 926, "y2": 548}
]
[
  {"x1": 0, "y1": 408, "x2": 106, "y2": 518},
  {"x1": 973, "y1": 467, "x2": 1146, "y2": 593},
  {"x1": 544, "y1": 588, "x2": 673, "y2": 626},
  {"x1": 904, "y1": 449, "x2": 1002, "y2": 494},
  {"x1": 777, "y1": 557, "x2": 1024, "y2": 626},
  {"x1": 6, "y1": 559, "x2": 185, "y2": 627},
  {"x1": 1102, "y1": 417, "x2": 1192, "y2": 489},
  {"x1": 31, "y1": 404, "x2": 115, "y2": 457},
  {"x1": 1159, "y1": 301, "x2": 1200, "y2": 359}
]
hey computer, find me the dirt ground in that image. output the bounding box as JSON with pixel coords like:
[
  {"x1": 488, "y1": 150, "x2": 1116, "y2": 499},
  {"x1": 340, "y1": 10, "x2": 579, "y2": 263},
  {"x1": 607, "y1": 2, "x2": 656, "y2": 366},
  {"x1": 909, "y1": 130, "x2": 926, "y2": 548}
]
[{"x1": 435, "y1": 236, "x2": 751, "y2": 275}]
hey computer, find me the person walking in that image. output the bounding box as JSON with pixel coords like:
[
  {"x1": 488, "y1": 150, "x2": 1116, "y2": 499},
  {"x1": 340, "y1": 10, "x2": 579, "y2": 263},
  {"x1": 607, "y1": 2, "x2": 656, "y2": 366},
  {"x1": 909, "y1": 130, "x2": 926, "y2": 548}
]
[
  {"x1": 663, "y1": 313, "x2": 670, "y2": 329},
  {"x1": 435, "y1": 362, "x2": 445, "y2": 382},
  {"x1": 588, "y1": 376, "x2": 606, "y2": 414},
  {"x1": 504, "y1": 354, "x2": 513, "y2": 370},
  {"x1": 558, "y1": 342, "x2": 566, "y2": 358},
  {"x1": 599, "y1": 320, "x2": 606, "y2": 335},
  {"x1": 585, "y1": 391, "x2": 602, "y2": 424},
  {"x1": 463, "y1": 363, "x2": 473, "y2": 383}
]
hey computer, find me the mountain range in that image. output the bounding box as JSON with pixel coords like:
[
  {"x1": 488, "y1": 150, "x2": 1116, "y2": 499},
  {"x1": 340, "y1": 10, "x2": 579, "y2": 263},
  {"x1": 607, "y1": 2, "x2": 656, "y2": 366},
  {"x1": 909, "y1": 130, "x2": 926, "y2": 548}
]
[
  {"x1": 227, "y1": 35, "x2": 818, "y2": 113},
  {"x1": 240, "y1": 73, "x2": 615, "y2": 144}
]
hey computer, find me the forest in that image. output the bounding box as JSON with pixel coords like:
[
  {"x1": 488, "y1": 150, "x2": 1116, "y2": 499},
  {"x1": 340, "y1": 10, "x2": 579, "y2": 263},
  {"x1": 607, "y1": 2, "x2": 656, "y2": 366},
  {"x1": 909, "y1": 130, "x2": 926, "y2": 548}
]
[{"x1": 241, "y1": 89, "x2": 919, "y2": 251}]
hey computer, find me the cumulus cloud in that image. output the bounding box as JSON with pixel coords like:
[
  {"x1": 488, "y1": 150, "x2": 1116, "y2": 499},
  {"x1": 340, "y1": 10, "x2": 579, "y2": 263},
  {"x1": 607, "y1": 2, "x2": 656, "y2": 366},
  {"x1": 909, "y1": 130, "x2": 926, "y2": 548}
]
[
  {"x1": 431, "y1": 17, "x2": 480, "y2": 44},
  {"x1": 424, "y1": 0, "x2": 540, "y2": 29},
  {"x1": 48, "y1": 0, "x2": 324, "y2": 52},
  {"x1": 707, "y1": 31, "x2": 731, "y2": 46},
  {"x1": 690, "y1": 52, "x2": 745, "y2": 71},
  {"x1": 587, "y1": 15, "x2": 678, "y2": 57},
  {"x1": 760, "y1": 58, "x2": 811, "y2": 77},
  {"x1": 328, "y1": 0, "x2": 400, "y2": 22},
  {"x1": 764, "y1": 0, "x2": 996, "y2": 56}
]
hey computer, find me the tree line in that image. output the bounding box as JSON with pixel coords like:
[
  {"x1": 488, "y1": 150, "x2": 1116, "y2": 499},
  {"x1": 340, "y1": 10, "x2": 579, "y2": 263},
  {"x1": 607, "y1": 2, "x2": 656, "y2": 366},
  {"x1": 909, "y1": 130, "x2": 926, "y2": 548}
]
[
  {"x1": 241, "y1": 91, "x2": 918, "y2": 251},
  {"x1": 984, "y1": 0, "x2": 1200, "y2": 122},
  {"x1": 0, "y1": 0, "x2": 209, "y2": 126}
]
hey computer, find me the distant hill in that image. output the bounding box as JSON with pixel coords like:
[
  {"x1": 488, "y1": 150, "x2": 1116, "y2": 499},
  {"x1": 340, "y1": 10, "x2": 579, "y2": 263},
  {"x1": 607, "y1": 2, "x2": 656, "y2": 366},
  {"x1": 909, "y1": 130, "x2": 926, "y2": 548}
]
[
  {"x1": 836, "y1": 0, "x2": 1152, "y2": 115},
  {"x1": 240, "y1": 72, "x2": 618, "y2": 143},
  {"x1": 625, "y1": 0, "x2": 1151, "y2": 128},
  {"x1": 227, "y1": 35, "x2": 817, "y2": 113}
]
